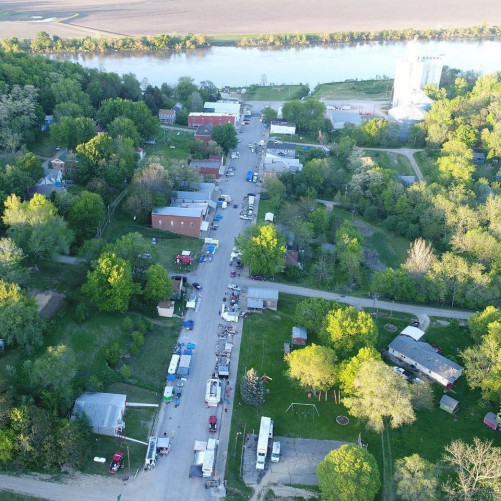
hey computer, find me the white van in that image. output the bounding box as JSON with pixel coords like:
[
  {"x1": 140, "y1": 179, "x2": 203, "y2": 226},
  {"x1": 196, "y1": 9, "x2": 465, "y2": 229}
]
[{"x1": 271, "y1": 441, "x2": 280, "y2": 463}]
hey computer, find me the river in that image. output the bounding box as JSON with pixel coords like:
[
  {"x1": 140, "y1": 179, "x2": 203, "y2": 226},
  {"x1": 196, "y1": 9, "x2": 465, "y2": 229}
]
[{"x1": 52, "y1": 39, "x2": 501, "y2": 88}]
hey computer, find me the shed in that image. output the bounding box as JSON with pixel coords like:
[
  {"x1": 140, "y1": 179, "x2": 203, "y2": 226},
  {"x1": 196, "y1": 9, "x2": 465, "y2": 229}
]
[
  {"x1": 264, "y1": 212, "x2": 274, "y2": 222},
  {"x1": 484, "y1": 412, "x2": 499, "y2": 431},
  {"x1": 292, "y1": 326, "x2": 307, "y2": 346},
  {"x1": 157, "y1": 301, "x2": 174, "y2": 318},
  {"x1": 72, "y1": 392, "x2": 126, "y2": 436},
  {"x1": 32, "y1": 290, "x2": 65, "y2": 319},
  {"x1": 247, "y1": 288, "x2": 279, "y2": 311},
  {"x1": 439, "y1": 395, "x2": 459, "y2": 415}
]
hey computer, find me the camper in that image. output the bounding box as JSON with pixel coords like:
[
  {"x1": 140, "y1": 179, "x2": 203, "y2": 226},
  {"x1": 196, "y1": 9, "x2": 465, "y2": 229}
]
[
  {"x1": 256, "y1": 416, "x2": 274, "y2": 470},
  {"x1": 168, "y1": 354, "x2": 180, "y2": 376},
  {"x1": 144, "y1": 436, "x2": 158, "y2": 470},
  {"x1": 205, "y1": 378, "x2": 222, "y2": 407},
  {"x1": 202, "y1": 438, "x2": 218, "y2": 478},
  {"x1": 246, "y1": 170, "x2": 253, "y2": 182}
]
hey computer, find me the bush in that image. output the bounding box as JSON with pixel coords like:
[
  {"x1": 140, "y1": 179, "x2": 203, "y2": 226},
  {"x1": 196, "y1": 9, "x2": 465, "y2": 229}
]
[
  {"x1": 131, "y1": 344, "x2": 139, "y2": 355},
  {"x1": 120, "y1": 364, "x2": 131, "y2": 379},
  {"x1": 284, "y1": 265, "x2": 302, "y2": 281},
  {"x1": 75, "y1": 303, "x2": 89, "y2": 323},
  {"x1": 122, "y1": 317, "x2": 134, "y2": 333},
  {"x1": 131, "y1": 331, "x2": 145, "y2": 347},
  {"x1": 135, "y1": 319, "x2": 147, "y2": 334},
  {"x1": 105, "y1": 342, "x2": 121, "y2": 368}
]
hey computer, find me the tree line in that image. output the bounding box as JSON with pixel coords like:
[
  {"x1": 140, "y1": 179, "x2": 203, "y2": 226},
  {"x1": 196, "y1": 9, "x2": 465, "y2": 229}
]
[{"x1": 2, "y1": 25, "x2": 501, "y2": 54}]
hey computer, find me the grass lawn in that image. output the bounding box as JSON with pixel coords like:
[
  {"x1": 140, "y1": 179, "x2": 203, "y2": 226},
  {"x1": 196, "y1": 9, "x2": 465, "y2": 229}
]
[
  {"x1": 226, "y1": 296, "x2": 489, "y2": 500},
  {"x1": 256, "y1": 198, "x2": 275, "y2": 223},
  {"x1": 146, "y1": 129, "x2": 195, "y2": 160},
  {"x1": 244, "y1": 85, "x2": 307, "y2": 101},
  {"x1": 362, "y1": 150, "x2": 414, "y2": 176},
  {"x1": 414, "y1": 150, "x2": 440, "y2": 180},
  {"x1": 312, "y1": 80, "x2": 393, "y2": 101}
]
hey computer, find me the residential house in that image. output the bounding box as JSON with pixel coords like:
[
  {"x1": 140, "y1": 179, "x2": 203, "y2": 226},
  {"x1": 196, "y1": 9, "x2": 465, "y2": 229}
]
[
  {"x1": 158, "y1": 109, "x2": 176, "y2": 124},
  {"x1": 28, "y1": 169, "x2": 65, "y2": 199},
  {"x1": 72, "y1": 392, "x2": 126, "y2": 437},
  {"x1": 247, "y1": 288, "x2": 279, "y2": 311},
  {"x1": 173, "y1": 102, "x2": 183, "y2": 112},
  {"x1": 151, "y1": 206, "x2": 205, "y2": 238},
  {"x1": 157, "y1": 301, "x2": 175, "y2": 318},
  {"x1": 188, "y1": 113, "x2": 236, "y2": 127},
  {"x1": 194, "y1": 124, "x2": 214, "y2": 142},
  {"x1": 51, "y1": 158, "x2": 66, "y2": 176},
  {"x1": 190, "y1": 155, "x2": 224, "y2": 179},
  {"x1": 266, "y1": 141, "x2": 296, "y2": 158},
  {"x1": 270, "y1": 121, "x2": 296, "y2": 135},
  {"x1": 388, "y1": 335, "x2": 463, "y2": 387}
]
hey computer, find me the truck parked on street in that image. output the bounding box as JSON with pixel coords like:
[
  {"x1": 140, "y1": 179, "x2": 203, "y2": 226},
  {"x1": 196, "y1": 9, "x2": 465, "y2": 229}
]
[
  {"x1": 177, "y1": 353, "x2": 192, "y2": 380},
  {"x1": 246, "y1": 170, "x2": 253, "y2": 182},
  {"x1": 202, "y1": 438, "x2": 218, "y2": 478},
  {"x1": 256, "y1": 416, "x2": 274, "y2": 470}
]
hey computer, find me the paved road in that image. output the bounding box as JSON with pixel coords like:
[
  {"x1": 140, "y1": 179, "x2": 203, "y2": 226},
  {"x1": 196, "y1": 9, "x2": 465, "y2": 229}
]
[
  {"x1": 362, "y1": 147, "x2": 424, "y2": 181},
  {"x1": 235, "y1": 278, "x2": 473, "y2": 320}
]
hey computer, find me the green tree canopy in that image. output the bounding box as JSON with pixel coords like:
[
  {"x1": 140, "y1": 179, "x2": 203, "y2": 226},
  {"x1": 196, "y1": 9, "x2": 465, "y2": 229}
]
[
  {"x1": 468, "y1": 306, "x2": 501, "y2": 342},
  {"x1": 240, "y1": 368, "x2": 266, "y2": 406},
  {"x1": 317, "y1": 444, "x2": 381, "y2": 501},
  {"x1": 294, "y1": 297, "x2": 338, "y2": 335},
  {"x1": 67, "y1": 191, "x2": 105, "y2": 245},
  {"x1": 343, "y1": 359, "x2": 416, "y2": 433},
  {"x1": 285, "y1": 343, "x2": 337, "y2": 394},
  {"x1": 82, "y1": 252, "x2": 137, "y2": 312},
  {"x1": 321, "y1": 306, "x2": 377, "y2": 358},
  {"x1": 212, "y1": 123, "x2": 238, "y2": 154},
  {"x1": 236, "y1": 223, "x2": 286, "y2": 277},
  {"x1": 3, "y1": 194, "x2": 74, "y2": 261},
  {"x1": 0, "y1": 237, "x2": 26, "y2": 284},
  {"x1": 336, "y1": 346, "x2": 381, "y2": 396},
  {"x1": 50, "y1": 116, "x2": 96, "y2": 149},
  {"x1": 394, "y1": 454, "x2": 438, "y2": 501},
  {"x1": 144, "y1": 263, "x2": 172, "y2": 302}
]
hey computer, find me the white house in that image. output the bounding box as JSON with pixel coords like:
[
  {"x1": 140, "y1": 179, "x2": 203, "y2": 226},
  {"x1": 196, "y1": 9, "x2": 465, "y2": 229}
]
[
  {"x1": 270, "y1": 121, "x2": 296, "y2": 135},
  {"x1": 388, "y1": 335, "x2": 463, "y2": 387}
]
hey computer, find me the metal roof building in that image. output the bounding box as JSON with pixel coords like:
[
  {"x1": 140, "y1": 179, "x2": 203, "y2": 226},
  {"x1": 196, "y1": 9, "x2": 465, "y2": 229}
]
[{"x1": 247, "y1": 288, "x2": 279, "y2": 311}]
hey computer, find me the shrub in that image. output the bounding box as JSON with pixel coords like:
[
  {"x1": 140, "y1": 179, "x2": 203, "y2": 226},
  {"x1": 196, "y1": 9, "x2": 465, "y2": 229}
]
[
  {"x1": 122, "y1": 317, "x2": 134, "y2": 333},
  {"x1": 120, "y1": 365, "x2": 131, "y2": 379},
  {"x1": 75, "y1": 303, "x2": 89, "y2": 323},
  {"x1": 131, "y1": 331, "x2": 145, "y2": 347},
  {"x1": 105, "y1": 342, "x2": 121, "y2": 368}
]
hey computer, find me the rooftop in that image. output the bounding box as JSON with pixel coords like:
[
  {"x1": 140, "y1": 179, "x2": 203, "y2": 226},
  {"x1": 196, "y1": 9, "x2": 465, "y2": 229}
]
[
  {"x1": 248, "y1": 288, "x2": 279, "y2": 300},
  {"x1": 152, "y1": 206, "x2": 203, "y2": 217}
]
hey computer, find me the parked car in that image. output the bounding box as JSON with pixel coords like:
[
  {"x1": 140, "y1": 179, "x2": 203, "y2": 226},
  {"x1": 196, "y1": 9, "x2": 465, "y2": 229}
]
[
  {"x1": 230, "y1": 270, "x2": 236, "y2": 278},
  {"x1": 393, "y1": 366, "x2": 412, "y2": 381},
  {"x1": 271, "y1": 441, "x2": 281, "y2": 463},
  {"x1": 228, "y1": 284, "x2": 241, "y2": 291},
  {"x1": 192, "y1": 282, "x2": 202, "y2": 290},
  {"x1": 250, "y1": 275, "x2": 265, "y2": 281},
  {"x1": 182, "y1": 320, "x2": 194, "y2": 330}
]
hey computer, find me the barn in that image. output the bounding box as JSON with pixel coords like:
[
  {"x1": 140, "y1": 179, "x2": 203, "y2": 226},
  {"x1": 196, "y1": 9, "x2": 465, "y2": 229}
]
[{"x1": 291, "y1": 326, "x2": 307, "y2": 346}]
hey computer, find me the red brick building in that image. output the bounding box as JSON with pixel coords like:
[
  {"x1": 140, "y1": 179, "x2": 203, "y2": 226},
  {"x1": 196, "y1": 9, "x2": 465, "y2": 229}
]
[
  {"x1": 151, "y1": 206, "x2": 204, "y2": 238},
  {"x1": 195, "y1": 124, "x2": 214, "y2": 143},
  {"x1": 188, "y1": 113, "x2": 236, "y2": 127},
  {"x1": 190, "y1": 155, "x2": 224, "y2": 179}
]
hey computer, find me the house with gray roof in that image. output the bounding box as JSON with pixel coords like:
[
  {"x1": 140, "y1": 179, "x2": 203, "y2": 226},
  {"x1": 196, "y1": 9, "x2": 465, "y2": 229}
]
[
  {"x1": 72, "y1": 392, "x2": 126, "y2": 437},
  {"x1": 388, "y1": 335, "x2": 463, "y2": 387},
  {"x1": 247, "y1": 288, "x2": 279, "y2": 311}
]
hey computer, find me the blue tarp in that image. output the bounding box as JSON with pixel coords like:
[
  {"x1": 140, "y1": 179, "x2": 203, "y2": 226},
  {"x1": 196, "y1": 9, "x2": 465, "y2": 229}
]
[
  {"x1": 214, "y1": 214, "x2": 223, "y2": 221},
  {"x1": 187, "y1": 342, "x2": 196, "y2": 350},
  {"x1": 183, "y1": 349, "x2": 193, "y2": 355},
  {"x1": 167, "y1": 374, "x2": 176, "y2": 381},
  {"x1": 199, "y1": 255, "x2": 205, "y2": 263},
  {"x1": 207, "y1": 244, "x2": 216, "y2": 253}
]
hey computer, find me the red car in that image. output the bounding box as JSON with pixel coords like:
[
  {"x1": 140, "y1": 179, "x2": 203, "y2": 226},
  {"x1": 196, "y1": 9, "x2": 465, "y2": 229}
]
[
  {"x1": 230, "y1": 270, "x2": 236, "y2": 278},
  {"x1": 209, "y1": 415, "x2": 217, "y2": 433},
  {"x1": 109, "y1": 451, "x2": 124, "y2": 474}
]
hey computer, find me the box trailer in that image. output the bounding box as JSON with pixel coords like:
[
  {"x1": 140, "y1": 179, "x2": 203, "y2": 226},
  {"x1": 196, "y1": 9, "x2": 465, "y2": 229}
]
[
  {"x1": 177, "y1": 354, "x2": 192, "y2": 380},
  {"x1": 202, "y1": 438, "x2": 218, "y2": 478}
]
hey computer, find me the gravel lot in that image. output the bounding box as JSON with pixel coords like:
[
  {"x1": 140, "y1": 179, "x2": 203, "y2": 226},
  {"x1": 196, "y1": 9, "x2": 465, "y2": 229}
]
[{"x1": 2, "y1": 0, "x2": 501, "y2": 39}]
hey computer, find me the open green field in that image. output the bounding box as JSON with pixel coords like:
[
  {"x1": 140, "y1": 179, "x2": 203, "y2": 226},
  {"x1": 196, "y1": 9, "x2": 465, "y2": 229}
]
[
  {"x1": 312, "y1": 80, "x2": 393, "y2": 101},
  {"x1": 225, "y1": 294, "x2": 495, "y2": 500},
  {"x1": 362, "y1": 150, "x2": 415, "y2": 176},
  {"x1": 414, "y1": 150, "x2": 440, "y2": 180},
  {"x1": 243, "y1": 85, "x2": 308, "y2": 101},
  {"x1": 147, "y1": 129, "x2": 195, "y2": 160}
]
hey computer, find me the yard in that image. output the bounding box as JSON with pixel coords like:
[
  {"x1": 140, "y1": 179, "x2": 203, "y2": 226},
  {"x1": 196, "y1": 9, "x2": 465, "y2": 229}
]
[
  {"x1": 312, "y1": 80, "x2": 393, "y2": 101},
  {"x1": 243, "y1": 85, "x2": 308, "y2": 101},
  {"x1": 225, "y1": 294, "x2": 494, "y2": 500},
  {"x1": 361, "y1": 150, "x2": 415, "y2": 176}
]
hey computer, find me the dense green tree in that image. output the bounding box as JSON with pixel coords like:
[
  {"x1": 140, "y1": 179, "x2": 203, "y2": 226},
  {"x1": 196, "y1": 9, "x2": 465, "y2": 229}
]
[
  {"x1": 343, "y1": 359, "x2": 416, "y2": 433},
  {"x1": 174, "y1": 76, "x2": 198, "y2": 101},
  {"x1": 282, "y1": 98, "x2": 326, "y2": 135},
  {"x1": 394, "y1": 454, "x2": 438, "y2": 501},
  {"x1": 335, "y1": 220, "x2": 364, "y2": 283},
  {"x1": 294, "y1": 297, "x2": 338, "y2": 335},
  {"x1": 67, "y1": 190, "x2": 105, "y2": 245},
  {"x1": 82, "y1": 252, "x2": 137, "y2": 312},
  {"x1": 321, "y1": 306, "x2": 377, "y2": 358},
  {"x1": 261, "y1": 106, "x2": 278, "y2": 123},
  {"x1": 104, "y1": 231, "x2": 154, "y2": 276},
  {"x1": 107, "y1": 116, "x2": 140, "y2": 146},
  {"x1": 285, "y1": 344, "x2": 337, "y2": 394},
  {"x1": 212, "y1": 123, "x2": 238, "y2": 153},
  {"x1": 30, "y1": 345, "x2": 77, "y2": 402},
  {"x1": 468, "y1": 306, "x2": 501, "y2": 342},
  {"x1": 236, "y1": 223, "x2": 285, "y2": 276},
  {"x1": 317, "y1": 445, "x2": 381, "y2": 501},
  {"x1": 3, "y1": 194, "x2": 74, "y2": 261},
  {"x1": 0, "y1": 237, "x2": 26, "y2": 284},
  {"x1": 144, "y1": 263, "x2": 172, "y2": 301},
  {"x1": 240, "y1": 368, "x2": 266, "y2": 406},
  {"x1": 50, "y1": 116, "x2": 96, "y2": 149},
  {"x1": 336, "y1": 346, "x2": 381, "y2": 396}
]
